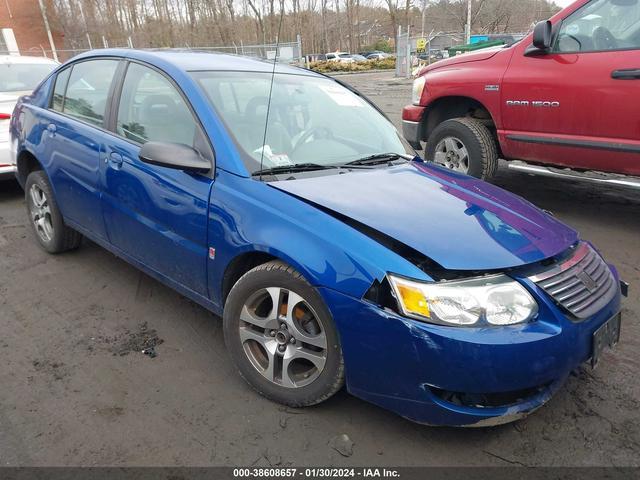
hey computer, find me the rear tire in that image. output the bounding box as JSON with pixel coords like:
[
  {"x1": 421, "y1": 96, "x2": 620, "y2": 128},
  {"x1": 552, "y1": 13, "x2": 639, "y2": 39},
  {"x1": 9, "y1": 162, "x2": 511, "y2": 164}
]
[
  {"x1": 25, "y1": 170, "x2": 82, "y2": 254},
  {"x1": 425, "y1": 117, "x2": 498, "y2": 180},
  {"x1": 223, "y1": 260, "x2": 344, "y2": 407}
]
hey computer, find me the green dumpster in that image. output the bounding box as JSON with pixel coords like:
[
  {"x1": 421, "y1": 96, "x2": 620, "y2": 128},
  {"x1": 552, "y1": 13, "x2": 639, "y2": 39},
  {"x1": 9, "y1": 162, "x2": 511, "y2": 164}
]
[{"x1": 447, "y1": 40, "x2": 505, "y2": 58}]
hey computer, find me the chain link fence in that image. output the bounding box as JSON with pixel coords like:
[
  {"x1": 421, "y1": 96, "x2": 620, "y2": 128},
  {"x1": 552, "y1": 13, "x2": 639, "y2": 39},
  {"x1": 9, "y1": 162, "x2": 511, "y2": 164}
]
[
  {"x1": 396, "y1": 31, "x2": 527, "y2": 78},
  {"x1": 395, "y1": 30, "x2": 411, "y2": 78}
]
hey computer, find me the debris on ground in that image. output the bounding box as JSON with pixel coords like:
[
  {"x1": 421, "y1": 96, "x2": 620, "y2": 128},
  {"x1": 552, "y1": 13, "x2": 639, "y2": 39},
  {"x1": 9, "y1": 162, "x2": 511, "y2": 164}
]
[
  {"x1": 330, "y1": 433, "x2": 354, "y2": 457},
  {"x1": 32, "y1": 359, "x2": 68, "y2": 381},
  {"x1": 142, "y1": 347, "x2": 157, "y2": 358},
  {"x1": 109, "y1": 322, "x2": 164, "y2": 357}
]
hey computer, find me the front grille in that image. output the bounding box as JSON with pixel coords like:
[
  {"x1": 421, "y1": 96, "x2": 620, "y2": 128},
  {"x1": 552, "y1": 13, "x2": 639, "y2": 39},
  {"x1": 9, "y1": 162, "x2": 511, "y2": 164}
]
[{"x1": 530, "y1": 243, "x2": 617, "y2": 320}]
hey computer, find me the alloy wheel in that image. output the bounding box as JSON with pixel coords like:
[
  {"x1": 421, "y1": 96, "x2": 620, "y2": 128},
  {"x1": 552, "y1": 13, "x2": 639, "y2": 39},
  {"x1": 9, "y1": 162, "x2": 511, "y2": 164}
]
[
  {"x1": 434, "y1": 136, "x2": 470, "y2": 173},
  {"x1": 239, "y1": 287, "x2": 327, "y2": 388},
  {"x1": 29, "y1": 184, "x2": 54, "y2": 242}
]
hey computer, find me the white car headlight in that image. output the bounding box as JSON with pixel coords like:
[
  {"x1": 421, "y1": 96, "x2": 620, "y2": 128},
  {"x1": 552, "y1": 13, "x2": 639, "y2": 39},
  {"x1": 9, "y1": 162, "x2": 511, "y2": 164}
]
[
  {"x1": 411, "y1": 76, "x2": 426, "y2": 105},
  {"x1": 388, "y1": 274, "x2": 538, "y2": 327}
]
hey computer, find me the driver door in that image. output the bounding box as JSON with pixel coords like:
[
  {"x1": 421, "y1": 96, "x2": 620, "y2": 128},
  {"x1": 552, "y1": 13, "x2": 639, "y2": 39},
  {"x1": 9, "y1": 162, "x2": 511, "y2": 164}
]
[{"x1": 500, "y1": 0, "x2": 640, "y2": 175}]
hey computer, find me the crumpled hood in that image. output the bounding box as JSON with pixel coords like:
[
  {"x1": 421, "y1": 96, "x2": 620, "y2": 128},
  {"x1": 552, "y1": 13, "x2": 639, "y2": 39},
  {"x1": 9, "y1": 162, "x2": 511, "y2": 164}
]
[
  {"x1": 421, "y1": 47, "x2": 503, "y2": 75},
  {"x1": 271, "y1": 162, "x2": 578, "y2": 271}
]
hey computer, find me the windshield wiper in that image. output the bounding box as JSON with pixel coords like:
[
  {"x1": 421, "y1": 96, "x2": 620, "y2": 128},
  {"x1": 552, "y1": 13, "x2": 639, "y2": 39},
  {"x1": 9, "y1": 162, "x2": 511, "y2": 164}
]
[
  {"x1": 340, "y1": 153, "x2": 410, "y2": 167},
  {"x1": 252, "y1": 163, "x2": 336, "y2": 176},
  {"x1": 252, "y1": 155, "x2": 411, "y2": 177}
]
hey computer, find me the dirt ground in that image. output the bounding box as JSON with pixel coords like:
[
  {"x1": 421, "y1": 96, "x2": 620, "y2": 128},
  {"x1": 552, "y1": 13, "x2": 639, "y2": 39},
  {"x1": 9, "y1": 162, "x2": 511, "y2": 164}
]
[{"x1": 0, "y1": 71, "x2": 638, "y2": 467}]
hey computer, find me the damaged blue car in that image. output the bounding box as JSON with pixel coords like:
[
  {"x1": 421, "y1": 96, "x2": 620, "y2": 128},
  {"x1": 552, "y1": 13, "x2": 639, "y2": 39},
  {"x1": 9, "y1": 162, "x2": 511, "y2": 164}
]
[{"x1": 10, "y1": 50, "x2": 625, "y2": 426}]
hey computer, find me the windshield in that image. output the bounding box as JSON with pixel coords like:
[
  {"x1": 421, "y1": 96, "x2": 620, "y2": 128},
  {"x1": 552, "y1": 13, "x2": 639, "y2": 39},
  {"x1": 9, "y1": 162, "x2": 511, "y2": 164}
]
[
  {"x1": 0, "y1": 63, "x2": 56, "y2": 92},
  {"x1": 192, "y1": 71, "x2": 412, "y2": 174}
]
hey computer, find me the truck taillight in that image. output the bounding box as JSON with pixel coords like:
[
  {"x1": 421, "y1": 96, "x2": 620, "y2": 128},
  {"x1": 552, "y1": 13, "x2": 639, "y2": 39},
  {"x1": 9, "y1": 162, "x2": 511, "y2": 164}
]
[
  {"x1": 411, "y1": 76, "x2": 426, "y2": 106},
  {"x1": 0, "y1": 112, "x2": 10, "y2": 120}
]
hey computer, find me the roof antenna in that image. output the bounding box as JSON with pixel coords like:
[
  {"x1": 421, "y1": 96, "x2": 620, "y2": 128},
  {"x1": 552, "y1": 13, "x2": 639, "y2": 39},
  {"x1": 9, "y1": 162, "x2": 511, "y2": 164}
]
[{"x1": 259, "y1": 1, "x2": 285, "y2": 182}]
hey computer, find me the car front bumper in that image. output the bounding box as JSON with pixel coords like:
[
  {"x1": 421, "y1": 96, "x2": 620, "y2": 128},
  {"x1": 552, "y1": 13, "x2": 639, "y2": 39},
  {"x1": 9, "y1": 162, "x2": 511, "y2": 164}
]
[{"x1": 318, "y1": 267, "x2": 622, "y2": 427}]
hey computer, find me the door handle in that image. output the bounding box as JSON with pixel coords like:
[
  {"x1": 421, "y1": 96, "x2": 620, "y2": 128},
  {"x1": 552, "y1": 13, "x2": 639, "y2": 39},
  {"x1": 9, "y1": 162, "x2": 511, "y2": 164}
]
[
  {"x1": 611, "y1": 69, "x2": 640, "y2": 79},
  {"x1": 108, "y1": 151, "x2": 124, "y2": 169},
  {"x1": 46, "y1": 123, "x2": 56, "y2": 136}
]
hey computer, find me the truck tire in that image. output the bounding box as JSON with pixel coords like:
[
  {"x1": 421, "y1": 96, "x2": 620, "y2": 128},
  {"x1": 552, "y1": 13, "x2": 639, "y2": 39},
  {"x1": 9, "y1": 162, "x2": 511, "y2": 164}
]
[
  {"x1": 425, "y1": 117, "x2": 498, "y2": 180},
  {"x1": 223, "y1": 260, "x2": 344, "y2": 407},
  {"x1": 25, "y1": 170, "x2": 82, "y2": 253}
]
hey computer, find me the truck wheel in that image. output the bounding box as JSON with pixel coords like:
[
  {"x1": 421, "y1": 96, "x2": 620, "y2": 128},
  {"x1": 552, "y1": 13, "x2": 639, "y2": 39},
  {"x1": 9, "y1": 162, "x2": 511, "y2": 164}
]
[
  {"x1": 223, "y1": 260, "x2": 344, "y2": 407},
  {"x1": 425, "y1": 117, "x2": 498, "y2": 180},
  {"x1": 25, "y1": 170, "x2": 82, "y2": 253}
]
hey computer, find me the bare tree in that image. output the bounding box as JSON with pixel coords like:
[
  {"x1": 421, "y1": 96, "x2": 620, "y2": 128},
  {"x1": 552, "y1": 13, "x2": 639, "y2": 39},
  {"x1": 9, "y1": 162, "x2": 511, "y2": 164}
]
[{"x1": 50, "y1": 0, "x2": 561, "y2": 58}]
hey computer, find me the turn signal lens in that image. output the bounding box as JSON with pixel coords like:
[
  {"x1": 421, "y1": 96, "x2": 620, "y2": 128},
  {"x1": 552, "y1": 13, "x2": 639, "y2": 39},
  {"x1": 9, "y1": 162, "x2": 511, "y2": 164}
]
[
  {"x1": 411, "y1": 76, "x2": 426, "y2": 105},
  {"x1": 395, "y1": 283, "x2": 431, "y2": 318}
]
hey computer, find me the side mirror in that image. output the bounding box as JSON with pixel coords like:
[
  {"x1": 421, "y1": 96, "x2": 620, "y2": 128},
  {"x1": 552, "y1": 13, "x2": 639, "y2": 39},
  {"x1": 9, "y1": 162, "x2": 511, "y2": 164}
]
[
  {"x1": 532, "y1": 20, "x2": 553, "y2": 51},
  {"x1": 138, "y1": 141, "x2": 210, "y2": 173}
]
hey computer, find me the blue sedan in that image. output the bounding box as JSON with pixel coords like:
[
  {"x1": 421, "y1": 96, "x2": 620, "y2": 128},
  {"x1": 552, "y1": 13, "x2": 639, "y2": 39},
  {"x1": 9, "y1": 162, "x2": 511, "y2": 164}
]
[{"x1": 9, "y1": 50, "x2": 624, "y2": 426}]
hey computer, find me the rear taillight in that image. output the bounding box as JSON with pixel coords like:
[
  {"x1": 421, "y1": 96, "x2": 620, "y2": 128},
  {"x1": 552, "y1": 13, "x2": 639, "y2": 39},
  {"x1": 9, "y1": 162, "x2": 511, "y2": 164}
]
[{"x1": 0, "y1": 112, "x2": 11, "y2": 120}]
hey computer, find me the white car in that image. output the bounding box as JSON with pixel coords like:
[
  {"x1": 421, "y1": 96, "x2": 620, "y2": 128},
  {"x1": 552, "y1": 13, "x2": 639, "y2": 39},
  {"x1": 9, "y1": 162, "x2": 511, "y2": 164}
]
[
  {"x1": 1, "y1": 55, "x2": 58, "y2": 180},
  {"x1": 325, "y1": 52, "x2": 354, "y2": 64}
]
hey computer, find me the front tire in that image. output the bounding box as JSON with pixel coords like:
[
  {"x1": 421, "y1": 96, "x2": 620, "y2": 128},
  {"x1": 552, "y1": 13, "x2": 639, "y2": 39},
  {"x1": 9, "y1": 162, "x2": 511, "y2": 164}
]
[
  {"x1": 223, "y1": 261, "x2": 344, "y2": 407},
  {"x1": 425, "y1": 117, "x2": 498, "y2": 180},
  {"x1": 25, "y1": 170, "x2": 82, "y2": 253}
]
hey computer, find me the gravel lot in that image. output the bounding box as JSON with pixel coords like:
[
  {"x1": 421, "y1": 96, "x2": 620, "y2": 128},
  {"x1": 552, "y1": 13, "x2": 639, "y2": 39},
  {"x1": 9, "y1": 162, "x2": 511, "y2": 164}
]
[{"x1": 0, "y1": 71, "x2": 638, "y2": 467}]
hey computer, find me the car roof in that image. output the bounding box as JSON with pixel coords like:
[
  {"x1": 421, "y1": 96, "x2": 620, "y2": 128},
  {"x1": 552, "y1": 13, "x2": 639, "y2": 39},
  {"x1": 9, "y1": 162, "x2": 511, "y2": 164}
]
[
  {"x1": 71, "y1": 49, "x2": 323, "y2": 77},
  {"x1": 0, "y1": 55, "x2": 59, "y2": 65}
]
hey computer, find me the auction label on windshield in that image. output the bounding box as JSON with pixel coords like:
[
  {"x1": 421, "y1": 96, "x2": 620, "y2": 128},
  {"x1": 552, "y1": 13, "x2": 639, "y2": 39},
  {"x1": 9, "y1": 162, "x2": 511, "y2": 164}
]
[
  {"x1": 233, "y1": 468, "x2": 400, "y2": 478},
  {"x1": 318, "y1": 84, "x2": 366, "y2": 108}
]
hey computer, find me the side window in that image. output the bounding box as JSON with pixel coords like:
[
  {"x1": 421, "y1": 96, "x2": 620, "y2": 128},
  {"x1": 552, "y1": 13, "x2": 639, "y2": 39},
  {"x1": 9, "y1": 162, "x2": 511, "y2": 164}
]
[
  {"x1": 116, "y1": 63, "x2": 198, "y2": 147},
  {"x1": 555, "y1": 0, "x2": 640, "y2": 53},
  {"x1": 51, "y1": 67, "x2": 71, "y2": 112},
  {"x1": 63, "y1": 60, "x2": 119, "y2": 127}
]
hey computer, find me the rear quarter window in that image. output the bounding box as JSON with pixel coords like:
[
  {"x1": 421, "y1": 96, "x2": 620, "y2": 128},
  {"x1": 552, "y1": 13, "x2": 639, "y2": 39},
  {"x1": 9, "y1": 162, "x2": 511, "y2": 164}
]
[{"x1": 51, "y1": 67, "x2": 71, "y2": 112}]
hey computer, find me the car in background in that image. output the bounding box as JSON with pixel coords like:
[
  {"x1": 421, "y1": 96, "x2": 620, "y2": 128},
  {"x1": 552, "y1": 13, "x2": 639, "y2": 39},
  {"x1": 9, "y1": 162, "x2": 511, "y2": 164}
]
[
  {"x1": 325, "y1": 52, "x2": 354, "y2": 63},
  {"x1": 417, "y1": 51, "x2": 444, "y2": 62},
  {"x1": 0, "y1": 55, "x2": 58, "y2": 180},
  {"x1": 304, "y1": 53, "x2": 327, "y2": 63},
  {"x1": 402, "y1": 0, "x2": 640, "y2": 187},
  {"x1": 360, "y1": 50, "x2": 385, "y2": 57},
  {"x1": 365, "y1": 52, "x2": 390, "y2": 60},
  {"x1": 350, "y1": 54, "x2": 368, "y2": 62},
  {"x1": 10, "y1": 49, "x2": 625, "y2": 427}
]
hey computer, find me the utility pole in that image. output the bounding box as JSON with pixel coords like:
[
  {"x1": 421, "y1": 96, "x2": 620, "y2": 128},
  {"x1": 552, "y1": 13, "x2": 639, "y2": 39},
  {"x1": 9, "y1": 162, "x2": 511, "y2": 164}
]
[
  {"x1": 78, "y1": 2, "x2": 93, "y2": 49},
  {"x1": 37, "y1": 0, "x2": 58, "y2": 61},
  {"x1": 465, "y1": 0, "x2": 472, "y2": 44}
]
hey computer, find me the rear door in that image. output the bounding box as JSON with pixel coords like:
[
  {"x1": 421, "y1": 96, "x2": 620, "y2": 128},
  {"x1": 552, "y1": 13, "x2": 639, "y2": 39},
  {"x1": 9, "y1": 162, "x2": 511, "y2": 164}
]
[
  {"x1": 45, "y1": 59, "x2": 120, "y2": 239},
  {"x1": 101, "y1": 61, "x2": 213, "y2": 296},
  {"x1": 500, "y1": 0, "x2": 640, "y2": 175}
]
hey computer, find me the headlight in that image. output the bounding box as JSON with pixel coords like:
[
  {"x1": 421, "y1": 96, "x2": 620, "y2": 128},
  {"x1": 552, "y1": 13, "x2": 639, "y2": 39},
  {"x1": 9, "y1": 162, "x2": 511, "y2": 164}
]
[
  {"x1": 411, "y1": 76, "x2": 426, "y2": 105},
  {"x1": 388, "y1": 274, "x2": 538, "y2": 327}
]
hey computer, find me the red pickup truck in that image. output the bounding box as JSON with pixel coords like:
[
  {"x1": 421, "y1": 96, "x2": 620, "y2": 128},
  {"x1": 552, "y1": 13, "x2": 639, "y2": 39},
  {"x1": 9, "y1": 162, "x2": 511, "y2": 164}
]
[{"x1": 402, "y1": 0, "x2": 640, "y2": 186}]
